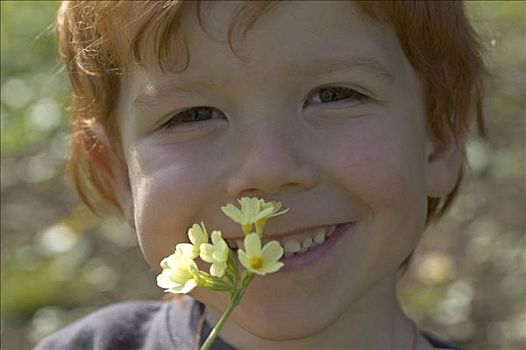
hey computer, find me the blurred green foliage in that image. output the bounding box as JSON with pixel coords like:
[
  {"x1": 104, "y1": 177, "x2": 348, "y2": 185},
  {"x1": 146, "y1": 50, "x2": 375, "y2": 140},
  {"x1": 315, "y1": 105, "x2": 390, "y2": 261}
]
[
  {"x1": 1, "y1": 1, "x2": 68, "y2": 155},
  {"x1": 1, "y1": 0, "x2": 82, "y2": 328},
  {"x1": 1, "y1": 1, "x2": 525, "y2": 350}
]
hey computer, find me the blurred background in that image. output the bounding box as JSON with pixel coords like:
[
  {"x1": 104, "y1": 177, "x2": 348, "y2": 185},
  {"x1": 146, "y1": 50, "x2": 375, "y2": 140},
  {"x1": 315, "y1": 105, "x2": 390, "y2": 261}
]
[{"x1": 1, "y1": 1, "x2": 524, "y2": 349}]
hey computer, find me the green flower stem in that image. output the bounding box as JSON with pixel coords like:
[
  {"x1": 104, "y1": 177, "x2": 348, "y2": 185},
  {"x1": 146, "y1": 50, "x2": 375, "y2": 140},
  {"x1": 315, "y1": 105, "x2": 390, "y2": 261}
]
[{"x1": 200, "y1": 287, "x2": 246, "y2": 350}]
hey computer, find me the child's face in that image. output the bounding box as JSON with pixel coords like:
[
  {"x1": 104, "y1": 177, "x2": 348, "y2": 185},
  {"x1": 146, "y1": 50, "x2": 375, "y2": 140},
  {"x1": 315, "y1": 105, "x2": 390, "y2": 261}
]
[{"x1": 114, "y1": 1, "x2": 452, "y2": 340}]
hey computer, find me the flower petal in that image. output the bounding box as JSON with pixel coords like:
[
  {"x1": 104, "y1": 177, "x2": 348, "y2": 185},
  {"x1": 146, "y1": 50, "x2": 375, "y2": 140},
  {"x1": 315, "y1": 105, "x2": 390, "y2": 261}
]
[
  {"x1": 180, "y1": 279, "x2": 198, "y2": 294},
  {"x1": 237, "y1": 249, "x2": 249, "y2": 269},
  {"x1": 188, "y1": 223, "x2": 208, "y2": 246},
  {"x1": 238, "y1": 197, "x2": 262, "y2": 224},
  {"x1": 243, "y1": 233, "x2": 261, "y2": 256},
  {"x1": 210, "y1": 230, "x2": 223, "y2": 244},
  {"x1": 156, "y1": 269, "x2": 176, "y2": 289},
  {"x1": 212, "y1": 243, "x2": 228, "y2": 261},
  {"x1": 260, "y1": 240, "x2": 284, "y2": 262},
  {"x1": 186, "y1": 258, "x2": 200, "y2": 276},
  {"x1": 271, "y1": 208, "x2": 290, "y2": 219},
  {"x1": 221, "y1": 204, "x2": 242, "y2": 223},
  {"x1": 210, "y1": 262, "x2": 226, "y2": 277},
  {"x1": 177, "y1": 243, "x2": 198, "y2": 259},
  {"x1": 160, "y1": 256, "x2": 172, "y2": 269},
  {"x1": 261, "y1": 261, "x2": 284, "y2": 274},
  {"x1": 248, "y1": 264, "x2": 269, "y2": 275},
  {"x1": 169, "y1": 267, "x2": 192, "y2": 285},
  {"x1": 199, "y1": 243, "x2": 214, "y2": 263},
  {"x1": 254, "y1": 207, "x2": 275, "y2": 221}
]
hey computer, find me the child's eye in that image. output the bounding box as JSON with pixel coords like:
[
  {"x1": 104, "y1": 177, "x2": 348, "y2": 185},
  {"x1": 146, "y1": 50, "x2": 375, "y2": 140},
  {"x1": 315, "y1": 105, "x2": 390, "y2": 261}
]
[
  {"x1": 306, "y1": 86, "x2": 370, "y2": 106},
  {"x1": 160, "y1": 106, "x2": 225, "y2": 130}
]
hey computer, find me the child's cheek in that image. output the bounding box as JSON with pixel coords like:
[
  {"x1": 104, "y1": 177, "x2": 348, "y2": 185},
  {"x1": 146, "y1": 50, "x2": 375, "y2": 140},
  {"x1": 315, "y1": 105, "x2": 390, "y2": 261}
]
[
  {"x1": 125, "y1": 142, "x2": 222, "y2": 270},
  {"x1": 325, "y1": 116, "x2": 428, "y2": 241}
]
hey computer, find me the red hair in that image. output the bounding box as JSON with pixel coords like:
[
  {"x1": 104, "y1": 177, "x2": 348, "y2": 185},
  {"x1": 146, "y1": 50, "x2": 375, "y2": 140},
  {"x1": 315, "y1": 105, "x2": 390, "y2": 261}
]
[{"x1": 56, "y1": 1, "x2": 486, "y2": 228}]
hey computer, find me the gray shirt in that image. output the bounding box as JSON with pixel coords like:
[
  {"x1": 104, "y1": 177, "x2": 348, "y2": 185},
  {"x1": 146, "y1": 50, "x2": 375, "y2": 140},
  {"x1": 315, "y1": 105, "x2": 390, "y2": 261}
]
[{"x1": 35, "y1": 297, "x2": 464, "y2": 350}]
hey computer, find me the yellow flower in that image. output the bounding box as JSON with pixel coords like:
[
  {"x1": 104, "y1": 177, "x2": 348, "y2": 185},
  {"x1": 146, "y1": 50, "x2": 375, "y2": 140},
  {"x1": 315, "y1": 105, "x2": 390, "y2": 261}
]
[
  {"x1": 199, "y1": 230, "x2": 229, "y2": 277},
  {"x1": 238, "y1": 233, "x2": 284, "y2": 275},
  {"x1": 176, "y1": 222, "x2": 208, "y2": 259},
  {"x1": 221, "y1": 197, "x2": 289, "y2": 235},
  {"x1": 156, "y1": 251, "x2": 202, "y2": 294},
  {"x1": 254, "y1": 199, "x2": 289, "y2": 236}
]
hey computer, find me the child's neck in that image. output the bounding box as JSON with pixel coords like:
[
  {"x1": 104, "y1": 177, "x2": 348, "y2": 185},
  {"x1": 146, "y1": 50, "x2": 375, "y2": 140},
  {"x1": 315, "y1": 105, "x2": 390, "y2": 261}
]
[{"x1": 204, "y1": 271, "x2": 435, "y2": 350}]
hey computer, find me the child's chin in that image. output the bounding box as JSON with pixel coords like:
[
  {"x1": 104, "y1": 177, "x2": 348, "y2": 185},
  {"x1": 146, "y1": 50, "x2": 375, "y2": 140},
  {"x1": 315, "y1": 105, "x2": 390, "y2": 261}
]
[{"x1": 231, "y1": 301, "x2": 340, "y2": 341}]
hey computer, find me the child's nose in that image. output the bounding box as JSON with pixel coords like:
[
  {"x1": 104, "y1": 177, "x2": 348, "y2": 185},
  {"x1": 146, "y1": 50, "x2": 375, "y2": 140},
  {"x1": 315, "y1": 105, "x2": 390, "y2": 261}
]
[{"x1": 226, "y1": 120, "x2": 319, "y2": 199}]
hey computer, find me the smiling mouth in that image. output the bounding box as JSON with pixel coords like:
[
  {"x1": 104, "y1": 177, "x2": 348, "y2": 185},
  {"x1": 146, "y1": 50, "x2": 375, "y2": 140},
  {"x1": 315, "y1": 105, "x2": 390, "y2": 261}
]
[{"x1": 225, "y1": 224, "x2": 340, "y2": 257}]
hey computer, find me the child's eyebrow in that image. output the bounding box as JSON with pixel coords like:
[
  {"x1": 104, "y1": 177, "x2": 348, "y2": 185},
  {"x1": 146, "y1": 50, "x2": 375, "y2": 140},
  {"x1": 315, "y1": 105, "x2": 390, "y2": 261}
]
[
  {"x1": 292, "y1": 56, "x2": 396, "y2": 83},
  {"x1": 133, "y1": 56, "x2": 395, "y2": 108},
  {"x1": 133, "y1": 80, "x2": 225, "y2": 109}
]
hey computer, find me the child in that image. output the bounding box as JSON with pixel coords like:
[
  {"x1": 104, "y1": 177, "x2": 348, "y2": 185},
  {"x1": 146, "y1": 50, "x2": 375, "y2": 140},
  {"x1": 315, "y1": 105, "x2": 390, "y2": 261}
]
[{"x1": 36, "y1": 1, "x2": 485, "y2": 349}]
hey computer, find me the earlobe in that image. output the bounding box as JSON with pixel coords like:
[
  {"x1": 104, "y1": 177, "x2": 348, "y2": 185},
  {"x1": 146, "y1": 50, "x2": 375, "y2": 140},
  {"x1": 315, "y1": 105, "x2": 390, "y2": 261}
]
[
  {"x1": 83, "y1": 122, "x2": 135, "y2": 229},
  {"x1": 425, "y1": 135, "x2": 464, "y2": 198}
]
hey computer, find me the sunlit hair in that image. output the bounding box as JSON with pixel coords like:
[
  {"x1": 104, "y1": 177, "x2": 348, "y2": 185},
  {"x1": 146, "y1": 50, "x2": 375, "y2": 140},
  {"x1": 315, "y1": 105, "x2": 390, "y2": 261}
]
[{"x1": 56, "y1": 1, "x2": 487, "y2": 272}]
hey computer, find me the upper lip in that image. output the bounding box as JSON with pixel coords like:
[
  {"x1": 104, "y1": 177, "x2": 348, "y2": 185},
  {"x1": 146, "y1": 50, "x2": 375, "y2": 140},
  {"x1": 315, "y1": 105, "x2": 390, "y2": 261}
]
[{"x1": 224, "y1": 223, "x2": 347, "y2": 242}]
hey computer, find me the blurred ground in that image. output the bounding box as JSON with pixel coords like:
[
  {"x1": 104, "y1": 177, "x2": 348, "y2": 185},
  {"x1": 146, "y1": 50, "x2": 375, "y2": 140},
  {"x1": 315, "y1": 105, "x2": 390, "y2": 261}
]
[{"x1": 1, "y1": 1, "x2": 525, "y2": 350}]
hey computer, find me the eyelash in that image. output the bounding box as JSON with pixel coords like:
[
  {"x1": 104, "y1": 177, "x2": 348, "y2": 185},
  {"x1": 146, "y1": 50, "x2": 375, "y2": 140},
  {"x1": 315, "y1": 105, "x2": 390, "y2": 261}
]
[
  {"x1": 160, "y1": 86, "x2": 369, "y2": 130},
  {"x1": 305, "y1": 86, "x2": 369, "y2": 105},
  {"x1": 160, "y1": 107, "x2": 224, "y2": 130}
]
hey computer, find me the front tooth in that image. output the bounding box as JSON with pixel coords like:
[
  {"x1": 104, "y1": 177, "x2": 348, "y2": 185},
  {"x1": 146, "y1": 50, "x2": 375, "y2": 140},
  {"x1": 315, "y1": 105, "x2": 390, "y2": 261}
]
[
  {"x1": 236, "y1": 239, "x2": 245, "y2": 250},
  {"x1": 326, "y1": 225, "x2": 336, "y2": 238},
  {"x1": 302, "y1": 236, "x2": 313, "y2": 249},
  {"x1": 283, "y1": 239, "x2": 301, "y2": 253},
  {"x1": 313, "y1": 228, "x2": 327, "y2": 244}
]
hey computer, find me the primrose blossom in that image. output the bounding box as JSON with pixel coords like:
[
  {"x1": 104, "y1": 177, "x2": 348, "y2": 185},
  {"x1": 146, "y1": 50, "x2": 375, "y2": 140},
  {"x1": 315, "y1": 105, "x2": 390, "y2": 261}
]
[
  {"x1": 222, "y1": 197, "x2": 289, "y2": 235},
  {"x1": 238, "y1": 233, "x2": 284, "y2": 275},
  {"x1": 176, "y1": 222, "x2": 208, "y2": 260},
  {"x1": 199, "y1": 231, "x2": 229, "y2": 277},
  {"x1": 156, "y1": 251, "x2": 202, "y2": 294}
]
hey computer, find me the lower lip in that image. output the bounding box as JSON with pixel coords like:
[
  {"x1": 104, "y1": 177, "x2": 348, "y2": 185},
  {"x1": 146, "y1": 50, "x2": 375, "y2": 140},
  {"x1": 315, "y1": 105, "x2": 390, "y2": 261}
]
[{"x1": 279, "y1": 222, "x2": 356, "y2": 272}]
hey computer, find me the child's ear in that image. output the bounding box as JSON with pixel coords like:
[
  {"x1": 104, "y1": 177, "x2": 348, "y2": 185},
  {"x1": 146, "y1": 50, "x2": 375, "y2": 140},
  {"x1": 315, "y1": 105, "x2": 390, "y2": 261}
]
[
  {"x1": 425, "y1": 133, "x2": 464, "y2": 198},
  {"x1": 83, "y1": 122, "x2": 135, "y2": 229}
]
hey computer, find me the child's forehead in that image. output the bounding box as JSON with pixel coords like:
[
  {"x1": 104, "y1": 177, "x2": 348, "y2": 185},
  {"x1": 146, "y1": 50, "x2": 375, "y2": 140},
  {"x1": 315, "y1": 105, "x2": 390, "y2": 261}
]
[
  {"x1": 123, "y1": 1, "x2": 408, "y2": 97},
  {"x1": 184, "y1": 2, "x2": 391, "y2": 63},
  {"x1": 191, "y1": 1, "x2": 365, "y2": 37}
]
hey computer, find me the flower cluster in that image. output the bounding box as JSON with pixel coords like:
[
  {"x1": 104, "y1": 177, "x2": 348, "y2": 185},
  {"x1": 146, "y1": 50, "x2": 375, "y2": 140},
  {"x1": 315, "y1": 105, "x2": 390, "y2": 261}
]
[
  {"x1": 156, "y1": 197, "x2": 289, "y2": 294},
  {"x1": 156, "y1": 197, "x2": 290, "y2": 349}
]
